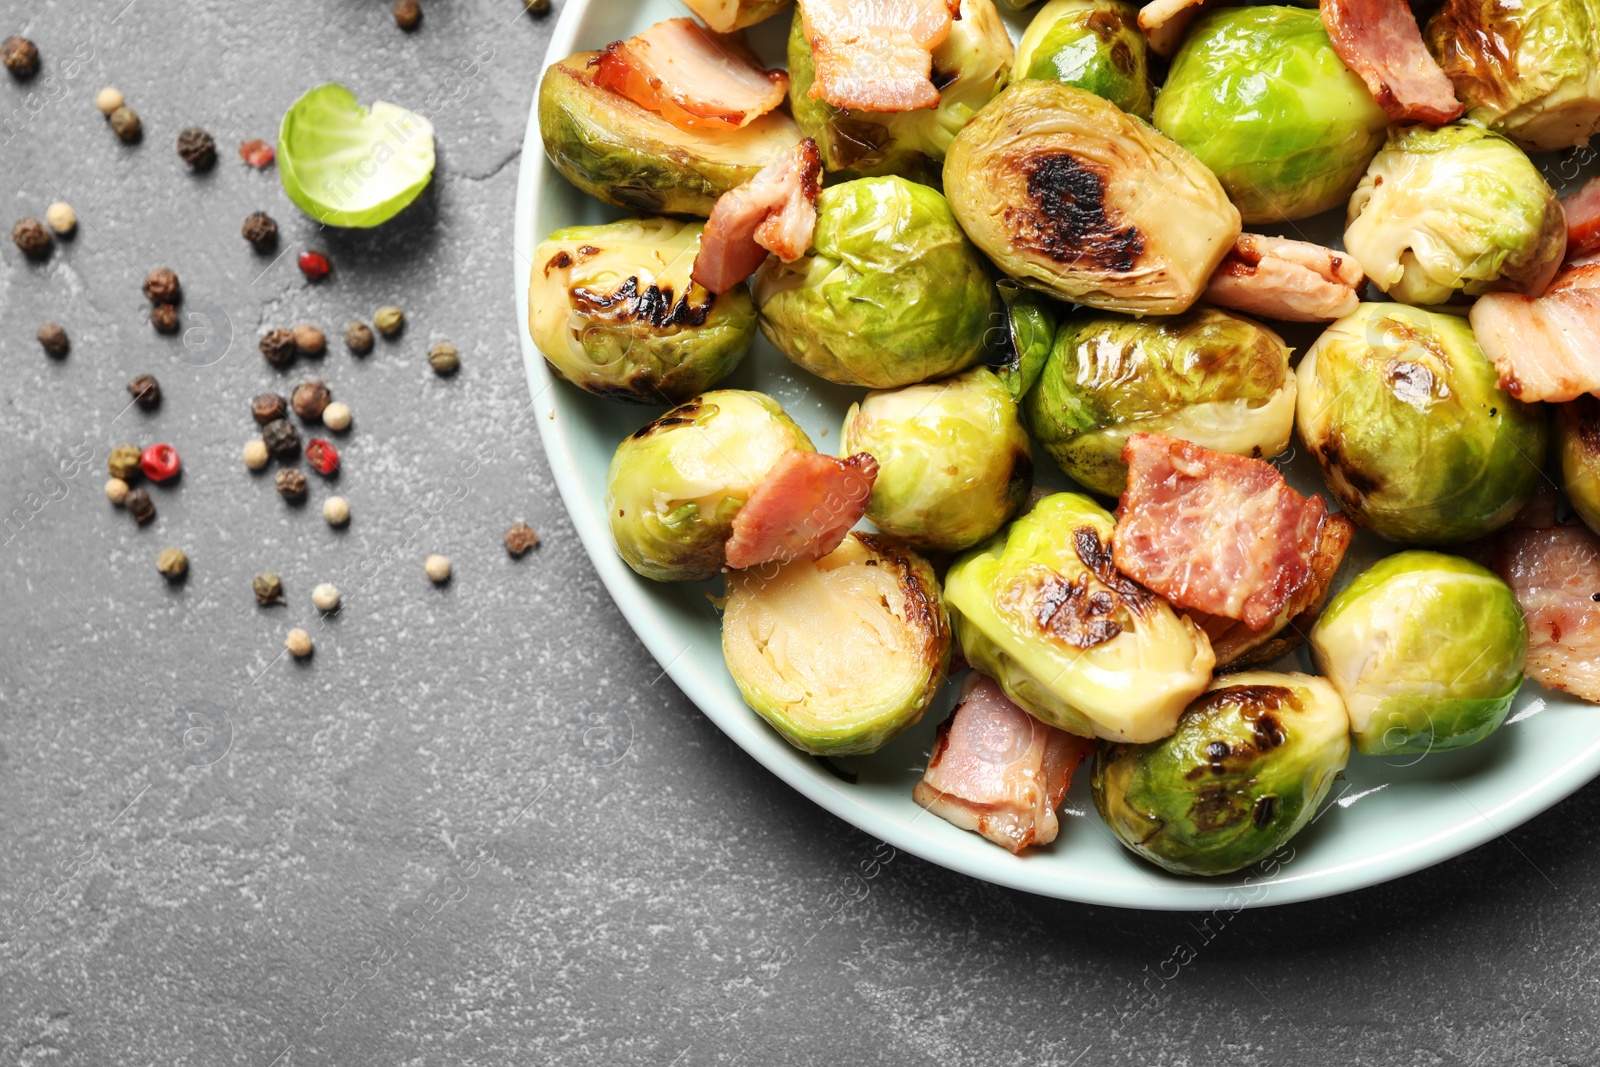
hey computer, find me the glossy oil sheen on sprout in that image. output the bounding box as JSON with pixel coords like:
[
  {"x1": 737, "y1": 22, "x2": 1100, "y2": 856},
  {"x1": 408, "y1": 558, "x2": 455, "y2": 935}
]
[{"x1": 1011, "y1": 0, "x2": 1154, "y2": 118}]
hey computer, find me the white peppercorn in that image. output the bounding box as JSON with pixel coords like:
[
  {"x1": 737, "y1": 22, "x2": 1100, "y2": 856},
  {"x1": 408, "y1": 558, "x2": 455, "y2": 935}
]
[
  {"x1": 45, "y1": 201, "x2": 76, "y2": 234},
  {"x1": 322, "y1": 495, "x2": 350, "y2": 526},
  {"x1": 105, "y1": 477, "x2": 129, "y2": 505},
  {"x1": 424, "y1": 554, "x2": 451, "y2": 583},
  {"x1": 321, "y1": 401, "x2": 351, "y2": 432},
  {"x1": 285, "y1": 628, "x2": 313, "y2": 658},
  {"x1": 312, "y1": 583, "x2": 341, "y2": 612},
  {"x1": 242, "y1": 438, "x2": 270, "y2": 470}
]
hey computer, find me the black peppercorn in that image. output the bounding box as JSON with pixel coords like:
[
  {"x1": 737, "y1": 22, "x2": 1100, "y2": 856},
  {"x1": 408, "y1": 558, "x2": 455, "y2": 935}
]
[
  {"x1": 109, "y1": 105, "x2": 141, "y2": 143},
  {"x1": 151, "y1": 303, "x2": 179, "y2": 333},
  {"x1": 143, "y1": 268, "x2": 180, "y2": 304},
  {"x1": 259, "y1": 328, "x2": 298, "y2": 367},
  {"x1": 241, "y1": 211, "x2": 278, "y2": 252},
  {"x1": 12, "y1": 218, "x2": 51, "y2": 260},
  {"x1": 344, "y1": 322, "x2": 375, "y2": 355},
  {"x1": 251, "y1": 392, "x2": 289, "y2": 424},
  {"x1": 394, "y1": 0, "x2": 422, "y2": 30},
  {"x1": 125, "y1": 488, "x2": 155, "y2": 524},
  {"x1": 291, "y1": 380, "x2": 331, "y2": 421},
  {"x1": 2, "y1": 36, "x2": 38, "y2": 78},
  {"x1": 275, "y1": 468, "x2": 308, "y2": 502},
  {"x1": 37, "y1": 323, "x2": 69, "y2": 357},
  {"x1": 505, "y1": 523, "x2": 541, "y2": 556},
  {"x1": 128, "y1": 374, "x2": 161, "y2": 409},
  {"x1": 176, "y1": 127, "x2": 216, "y2": 170},
  {"x1": 261, "y1": 418, "x2": 301, "y2": 460}
]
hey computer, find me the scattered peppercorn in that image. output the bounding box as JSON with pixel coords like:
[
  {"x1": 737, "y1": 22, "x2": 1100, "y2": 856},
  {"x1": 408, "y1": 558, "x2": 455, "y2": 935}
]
[
  {"x1": 109, "y1": 105, "x2": 141, "y2": 143},
  {"x1": 157, "y1": 547, "x2": 189, "y2": 580},
  {"x1": 344, "y1": 321, "x2": 375, "y2": 355},
  {"x1": 312, "y1": 583, "x2": 341, "y2": 612},
  {"x1": 150, "y1": 303, "x2": 179, "y2": 333},
  {"x1": 240, "y1": 139, "x2": 276, "y2": 168},
  {"x1": 253, "y1": 572, "x2": 284, "y2": 605},
  {"x1": 12, "y1": 218, "x2": 51, "y2": 260},
  {"x1": 95, "y1": 87, "x2": 123, "y2": 115},
  {"x1": 105, "y1": 478, "x2": 130, "y2": 505},
  {"x1": 108, "y1": 444, "x2": 143, "y2": 481},
  {"x1": 143, "y1": 267, "x2": 180, "y2": 304},
  {"x1": 323, "y1": 495, "x2": 350, "y2": 526},
  {"x1": 427, "y1": 342, "x2": 460, "y2": 376},
  {"x1": 523, "y1": 0, "x2": 551, "y2": 14},
  {"x1": 176, "y1": 126, "x2": 217, "y2": 170},
  {"x1": 125, "y1": 488, "x2": 155, "y2": 524},
  {"x1": 242, "y1": 438, "x2": 270, "y2": 471},
  {"x1": 260, "y1": 328, "x2": 298, "y2": 367},
  {"x1": 291, "y1": 380, "x2": 331, "y2": 421},
  {"x1": 140, "y1": 443, "x2": 181, "y2": 482},
  {"x1": 394, "y1": 0, "x2": 423, "y2": 30},
  {"x1": 275, "y1": 468, "x2": 308, "y2": 502},
  {"x1": 285, "y1": 627, "x2": 314, "y2": 658},
  {"x1": 504, "y1": 523, "x2": 541, "y2": 557},
  {"x1": 373, "y1": 306, "x2": 404, "y2": 337},
  {"x1": 305, "y1": 438, "x2": 340, "y2": 476},
  {"x1": 37, "y1": 323, "x2": 69, "y2": 357},
  {"x1": 251, "y1": 392, "x2": 289, "y2": 424},
  {"x1": 261, "y1": 418, "x2": 301, "y2": 460},
  {"x1": 297, "y1": 250, "x2": 331, "y2": 281},
  {"x1": 293, "y1": 324, "x2": 326, "y2": 357},
  {"x1": 45, "y1": 202, "x2": 76, "y2": 235},
  {"x1": 241, "y1": 211, "x2": 278, "y2": 251},
  {"x1": 128, "y1": 374, "x2": 161, "y2": 410},
  {"x1": 424, "y1": 554, "x2": 452, "y2": 583},
  {"x1": 321, "y1": 401, "x2": 352, "y2": 433},
  {"x1": 1, "y1": 36, "x2": 38, "y2": 79}
]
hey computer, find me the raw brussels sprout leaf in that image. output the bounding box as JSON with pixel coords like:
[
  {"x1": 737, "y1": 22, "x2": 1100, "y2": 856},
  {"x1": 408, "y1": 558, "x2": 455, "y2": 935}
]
[{"x1": 277, "y1": 83, "x2": 436, "y2": 228}]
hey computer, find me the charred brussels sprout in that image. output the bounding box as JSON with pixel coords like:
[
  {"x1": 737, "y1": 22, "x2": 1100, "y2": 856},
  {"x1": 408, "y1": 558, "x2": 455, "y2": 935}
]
[
  {"x1": 1426, "y1": 0, "x2": 1600, "y2": 151},
  {"x1": 787, "y1": 0, "x2": 1013, "y2": 182},
  {"x1": 1558, "y1": 395, "x2": 1600, "y2": 535},
  {"x1": 944, "y1": 80, "x2": 1240, "y2": 316},
  {"x1": 990, "y1": 281, "x2": 1058, "y2": 402},
  {"x1": 1024, "y1": 309, "x2": 1296, "y2": 497},
  {"x1": 539, "y1": 53, "x2": 803, "y2": 216},
  {"x1": 721, "y1": 533, "x2": 951, "y2": 755},
  {"x1": 1345, "y1": 125, "x2": 1566, "y2": 306},
  {"x1": 606, "y1": 390, "x2": 812, "y2": 582},
  {"x1": 1296, "y1": 303, "x2": 1547, "y2": 544},
  {"x1": 1153, "y1": 6, "x2": 1390, "y2": 224},
  {"x1": 529, "y1": 219, "x2": 755, "y2": 404},
  {"x1": 1310, "y1": 552, "x2": 1527, "y2": 756},
  {"x1": 1011, "y1": 0, "x2": 1154, "y2": 119},
  {"x1": 683, "y1": 0, "x2": 792, "y2": 32},
  {"x1": 944, "y1": 493, "x2": 1215, "y2": 743},
  {"x1": 752, "y1": 176, "x2": 998, "y2": 388},
  {"x1": 1092, "y1": 672, "x2": 1350, "y2": 876},
  {"x1": 841, "y1": 367, "x2": 1032, "y2": 553}
]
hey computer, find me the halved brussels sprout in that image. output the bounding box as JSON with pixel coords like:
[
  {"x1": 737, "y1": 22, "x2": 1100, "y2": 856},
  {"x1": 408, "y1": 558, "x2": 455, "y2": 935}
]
[
  {"x1": 841, "y1": 367, "x2": 1032, "y2": 553},
  {"x1": 1310, "y1": 552, "x2": 1527, "y2": 756},
  {"x1": 684, "y1": 0, "x2": 792, "y2": 32},
  {"x1": 539, "y1": 53, "x2": 803, "y2": 217},
  {"x1": 1023, "y1": 308, "x2": 1295, "y2": 497},
  {"x1": 277, "y1": 83, "x2": 436, "y2": 228},
  {"x1": 1426, "y1": 0, "x2": 1600, "y2": 151},
  {"x1": 787, "y1": 0, "x2": 1014, "y2": 182},
  {"x1": 1296, "y1": 303, "x2": 1547, "y2": 544},
  {"x1": 606, "y1": 390, "x2": 812, "y2": 582},
  {"x1": 944, "y1": 80, "x2": 1240, "y2": 315},
  {"x1": 1344, "y1": 124, "x2": 1567, "y2": 306},
  {"x1": 529, "y1": 218, "x2": 755, "y2": 404},
  {"x1": 1091, "y1": 671, "x2": 1351, "y2": 876},
  {"x1": 1152, "y1": 6, "x2": 1390, "y2": 224},
  {"x1": 990, "y1": 280, "x2": 1058, "y2": 402},
  {"x1": 1558, "y1": 395, "x2": 1600, "y2": 535},
  {"x1": 944, "y1": 493, "x2": 1216, "y2": 742},
  {"x1": 1011, "y1": 0, "x2": 1154, "y2": 118},
  {"x1": 721, "y1": 533, "x2": 951, "y2": 755},
  {"x1": 752, "y1": 176, "x2": 998, "y2": 388}
]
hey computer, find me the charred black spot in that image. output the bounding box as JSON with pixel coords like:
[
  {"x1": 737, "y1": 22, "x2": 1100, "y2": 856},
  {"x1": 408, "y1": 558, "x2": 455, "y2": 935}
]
[
  {"x1": 1085, "y1": 8, "x2": 1124, "y2": 41},
  {"x1": 1008, "y1": 451, "x2": 1035, "y2": 501},
  {"x1": 577, "y1": 244, "x2": 600, "y2": 256},
  {"x1": 1489, "y1": 407, "x2": 1498, "y2": 418},
  {"x1": 571, "y1": 276, "x2": 715, "y2": 330},
  {"x1": 1591, "y1": 592, "x2": 1600, "y2": 602},
  {"x1": 1108, "y1": 38, "x2": 1135, "y2": 77},
  {"x1": 931, "y1": 65, "x2": 957, "y2": 91},
  {"x1": 630, "y1": 397, "x2": 704, "y2": 439},
  {"x1": 1189, "y1": 787, "x2": 1247, "y2": 833},
  {"x1": 545, "y1": 250, "x2": 574, "y2": 274},
  {"x1": 1073, "y1": 526, "x2": 1152, "y2": 609},
  {"x1": 1318, "y1": 438, "x2": 1380, "y2": 496},
  {"x1": 1386, "y1": 360, "x2": 1437, "y2": 406},
  {"x1": 1034, "y1": 576, "x2": 1123, "y2": 648},
  {"x1": 1252, "y1": 713, "x2": 1286, "y2": 752},
  {"x1": 1004, "y1": 153, "x2": 1144, "y2": 272},
  {"x1": 1205, "y1": 741, "x2": 1230, "y2": 761},
  {"x1": 1572, "y1": 394, "x2": 1600, "y2": 452},
  {"x1": 1252, "y1": 794, "x2": 1279, "y2": 830}
]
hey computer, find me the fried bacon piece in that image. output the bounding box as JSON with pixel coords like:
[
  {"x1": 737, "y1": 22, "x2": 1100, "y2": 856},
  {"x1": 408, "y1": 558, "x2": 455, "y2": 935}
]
[
  {"x1": 1203, "y1": 234, "x2": 1366, "y2": 322},
  {"x1": 1564, "y1": 178, "x2": 1600, "y2": 260},
  {"x1": 1319, "y1": 0, "x2": 1463, "y2": 124},
  {"x1": 590, "y1": 18, "x2": 789, "y2": 132},
  {"x1": 1471, "y1": 262, "x2": 1600, "y2": 403},
  {"x1": 1485, "y1": 523, "x2": 1600, "y2": 704},
  {"x1": 798, "y1": 0, "x2": 958, "y2": 113},
  {"x1": 692, "y1": 139, "x2": 822, "y2": 294},
  {"x1": 1137, "y1": 0, "x2": 1211, "y2": 58},
  {"x1": 724, "y1": 450, "x2": 878, "y2": 570}
]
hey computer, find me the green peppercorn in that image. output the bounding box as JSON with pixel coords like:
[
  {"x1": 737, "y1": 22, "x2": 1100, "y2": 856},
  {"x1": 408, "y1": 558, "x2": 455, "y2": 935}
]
[
  {"x1": 37, "y1": 323, "x2": 68, "y2": 357},
  {"x1": 253, "y1": 571, "x2": 284, "y2": 605},
  {"x1": 344, "y1": 321, "x2": 375, "y2": 354},
  {"x1": 157, "y1": 547, "x2": 188, "y2": 580},
  {"x1": 427, "y1": 342, "x2": 459, "y2": 376},
  {"x1": 109, "y1": 444, "x2": 143, "y2": 480},
  {"x1": 373, "y1": 306, "x2": 404, "y2": 337},
  {"x1": 109, "y1": 105, "x2": 141, "y2": 143}
]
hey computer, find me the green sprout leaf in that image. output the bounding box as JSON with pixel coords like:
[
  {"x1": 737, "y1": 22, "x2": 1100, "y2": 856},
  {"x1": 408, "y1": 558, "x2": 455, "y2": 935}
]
[{"x1": 277, "y1": 83, "x2": 436, "y2": 228}]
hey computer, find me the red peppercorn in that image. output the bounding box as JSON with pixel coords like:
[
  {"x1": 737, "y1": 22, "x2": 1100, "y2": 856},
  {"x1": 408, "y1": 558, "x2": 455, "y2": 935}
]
[
  {"x1": 239, "y1": 139, "x2": 276, "y2": 168},
  {"x1": 305, "y1": 438, "x2": 340, "y2": 476},
  {"x1": 298, "y1": 251, "x2": 331, "y2": 281},
  {"x1": 140, "y1": 443, "x2": 181, "y2": 482}
]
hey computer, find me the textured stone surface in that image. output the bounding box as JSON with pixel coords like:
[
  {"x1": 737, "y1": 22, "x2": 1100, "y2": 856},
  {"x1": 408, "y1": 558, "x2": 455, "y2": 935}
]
[{"x1": 3, "y1": 2, "x2": 1600, "y2": 1065}]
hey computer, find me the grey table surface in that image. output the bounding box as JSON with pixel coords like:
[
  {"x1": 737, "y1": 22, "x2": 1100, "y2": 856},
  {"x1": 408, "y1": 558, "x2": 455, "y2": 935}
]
[{"x1": 2, "y1": 2, "x2": 1598, "y2": 1065}]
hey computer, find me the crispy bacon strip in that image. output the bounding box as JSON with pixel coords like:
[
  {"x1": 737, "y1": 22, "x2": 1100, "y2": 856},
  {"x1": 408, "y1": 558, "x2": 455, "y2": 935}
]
[
  {"x1": 913, "y1": 674, "x2": 1095, "y2": 854},
  {"x1": 1203, "y1": 234, "x2": 1366, "y2": 322},
  {"x1": 1486, "y1": 523, "x2": 1600, "y2": 704},
  {"x1": 724, "y1": 450, "x2": 878, "y2": 570},
  {"x1": 799, "y1": 0, "x2": 957, "y2": 113},
  {"x1": 1565, "y1": 178, "x2": 1600, "y2": 260},
  {"x1": 1114, "y1": 434, "x2": 1328, "y2": 632},
  {"x1": 1138, "y1": 0, "x2": 1210, "y2": 58},
  {"x1": 590, "y1": 18, "x2": 788, "y2": 132},
  {"x1": 1319, "y1": 0, "x2": 1463, "y2": 124},
  {"x1": 692, "y1": 139, "x2": 822, "y2": 295},
  {"x1": 1470, "y1": 262, "x2": 1600, "y2": 403}
]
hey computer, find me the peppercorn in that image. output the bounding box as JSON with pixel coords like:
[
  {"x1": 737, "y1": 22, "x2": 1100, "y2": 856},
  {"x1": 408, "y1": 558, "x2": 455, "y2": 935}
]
[
  {"x1": 291, "y1": 380, "x2": 331, "y2": 421},
  {"x1": 108, "y1": 444, "x2": 143, "y2": 481},
  {"x1": 37, "y1": 323, "x2": 69, "y2": 357},
  {"x1": 293, "y1": 324, "x2": 326, "y2": 357},
  {"x1": 125, "y1": 488, "x2": 155, "y2": 524},
  {"x1": 312, "y1": 583, "x2": 341, "y2": 612},
  {"x1": 253, "y1": 571, "x2": 284, "y2": 605},
  {"x1": 260, "y1": 328, "x2": 297, "y2": 367},
  {"x1": 95, "y1": 87, "x2": 123, "y2": 115},
  {"x1": 321, "y1": 401, "x2": 352, "y2": 432},
  {"x1": 140, "y1": 443, "x2": 181, "y2": 482},
  {"x1": 425, "y1": 554, "x2": 451, "y2": 583},
  {"x1": 242, "y1": 438, "x2": 269, "y2": 471},
  {"x1": 45, "y1": 202, "x2": 76, "y2": 235},
  {"x1": 128, "y1": 374, "x2": 161, "y2": 410},
  {"x1": 344, "y1": 321, "x2": 375, "y2": 355},
  {"x1": 2, "y1": 36, "x2": 38, "y2": 79},
  {"x1": 239, "y1": 140, "x2": 275, "y2": 168},
  {"x1": 394, "y1": 0, "x2": 423, "y2": 30},
  {"x1": 373, "y1": 306, "x2": 404, "y2": 337},
  {"x1": 261, "y1": 418, "x2": 301, "y2": 459},
  {"x1": 275, "y1": 468, "x2": 307, "y2": 502},
  {"x1": 427, "y1": 342, "x2": 460, "y2": 376},
  {"x1": 323, "y1": 495, "x2": 350, "y2": 526},
  {"x1": 12, "y1": 218, "x2": 51, "y2": 260},
  {"x1": 251, "y1": 392, "x2": 288, "y2": 424},
  {"x1": 157, "y1": 547, "x2": 189, "y2": 580},
  {"x1": 176, "y1": 126, "x2": 216, "y2": 170},
  {"x1": 150, "y1": 304, "x2": 179, "y2": 333},
  {"x1": 523, "y1": 0, "x2": 551, "y2": 14},
  {"x1": 305, "y1": 438, "x2": 340, "y2": 476},
  {"x1": 505, "y1": 523, "x2": 540, "y2": 557},
  {"x1": 285, "y1": 628, "x2": 313, "y2": 658},
  {"x1": 143, "y1": 268, "x2": 180, "y2": 304},
  {"x1": 239, "y1": 213, "x2": 277, "y2": 254},
  {"x1": 106, "y1": 478, "x2": 130, "y2": 505},
  {"x1": 109, "y1": 105, "x2": 141, "y2": 143}
]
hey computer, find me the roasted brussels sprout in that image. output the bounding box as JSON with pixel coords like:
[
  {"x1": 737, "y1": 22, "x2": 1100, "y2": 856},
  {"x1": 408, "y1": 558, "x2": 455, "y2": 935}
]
[
  {"x1": 1296, "y1": 303, "x2": 1547, "y2": 544},
  {"x1": 606, "y1": 390, "x2": 812, "y2": 582},
  {"x1": 1152, "y1": 6, "x2": 1390, "y2": 224},
  {"x1": 841, "y1": 367, "x2": 1032, "y2": 553},
  {"x1": 1344, "y1": 125, "x2": 1567, "y2": 306},
  {"x1": 752, "y1": 176, "x2": 998, "y2": 388},
  {"x1": 1092, "y1": 671, "x2": 1350, "y2": 876},
  {"x1": 1310, "y1": 552, "x2": 1527, "y2": 756},
  {"x1": 539, "y1": 53, "x2": 803, "y2": 216},
  {"x1": 1024, "y1": 308, "x2": 1296, "y2": 497},
  {"x1": 721, "y1": 533, "x2": 951, "y2": 755},
  {"x1": 1426, "y1": 0, "x2": 1600, "y2": 152},
  {"x1": 529, "y1": 218, "x2": 755, "y2": 404},
  {"x1": 944, "y1": 80, "x2": 1240, "y2": 315},
  {"x1": 1011, "y1": 0, "x2": 1154, "y2": 119},
  {"x1": 787, "y1": 0, "x2": 1014, "y2": 181},
  {"x1": 683, "y1": 0, "x2": 792, "y2": 32},
  {"x1": 1558, "y1": 395, "x2": 1600, "y2": 535},
  {"x1": 944, "y1": 493, "x2": 1215, "y2": 743},
  {"x1": 990, "y1": 280, "x2": 1058, "y2": 402}
]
